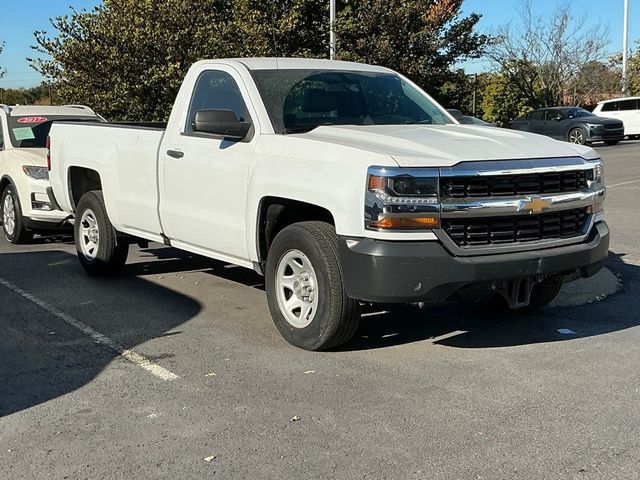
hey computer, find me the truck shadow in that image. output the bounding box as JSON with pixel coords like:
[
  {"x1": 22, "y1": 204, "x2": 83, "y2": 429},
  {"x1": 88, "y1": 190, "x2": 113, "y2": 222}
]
[
  {"x1": 130, "y1": 246, "x2": 639, "y2": 352},
  {"x1": 342, "y1": 252, "x2": 639, "y2": 351},
  {"x1": 119, "y1": 246, "x2": 640, "y2": 352},
  {"x1": 0, "y1": 249, "x2": 202, "y2": 418}
]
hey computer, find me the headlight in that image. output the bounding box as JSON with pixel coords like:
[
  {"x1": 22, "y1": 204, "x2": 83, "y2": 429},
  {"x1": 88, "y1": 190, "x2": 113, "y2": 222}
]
[
  {"x1": 22, "y1": 165, "x2": 49, "y2": 180},
  {"x1": 586, "y1": 159, "x2": 605, "y2": 215},
  {"x1": 587, "y1": 159, "x2": 604, "y2": 186},
  {"x1": 585, "y1": 123, "x2": 602, "y2": 129},
  {"x1": 365, "y1": 167, "x2": 440, "y2": 230}
]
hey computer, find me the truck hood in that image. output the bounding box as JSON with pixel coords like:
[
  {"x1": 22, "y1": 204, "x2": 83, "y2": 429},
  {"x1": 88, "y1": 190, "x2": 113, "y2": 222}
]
[
  {"x1": 11, "y1": 148, "x2": 47, "y2": 167},
  {"x1": 303, "y1": 124, "x2": 597, "y2": 166}
]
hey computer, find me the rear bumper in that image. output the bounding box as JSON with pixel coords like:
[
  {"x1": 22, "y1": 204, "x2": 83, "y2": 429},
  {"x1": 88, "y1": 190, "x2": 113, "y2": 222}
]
[{"x1": 338, "y1": 221, "x2": 609, "y2": 303}]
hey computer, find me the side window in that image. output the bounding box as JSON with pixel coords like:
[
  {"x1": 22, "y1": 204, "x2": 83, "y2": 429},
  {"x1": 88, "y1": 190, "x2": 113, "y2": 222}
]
[
  {"x1": 185, "y1": 70, "x2": 250, "y2": 133},
  {"x1": 529, "y1": 110, "x2": 544, "y2": 121},
  {"x1": 619, "y1": 99, "x2": 638, "y2": 111},
  {"x1": 601, "y1": 101, "x2": 619, "y2": 112},
  {"x1": 0, "y1": 118, "x2": 4, "y2": 149},
  {"x1": 544, "y1": 110, "x2": 560, "y2": 120}
]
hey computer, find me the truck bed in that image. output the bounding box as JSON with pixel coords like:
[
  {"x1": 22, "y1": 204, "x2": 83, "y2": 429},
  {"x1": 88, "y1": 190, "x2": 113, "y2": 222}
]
[{"x1": 49, "y1": 121, "x2": 166, "y2": 241}]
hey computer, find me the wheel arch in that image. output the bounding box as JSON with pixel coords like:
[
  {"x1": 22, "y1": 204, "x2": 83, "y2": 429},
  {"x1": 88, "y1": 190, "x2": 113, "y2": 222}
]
[
  {"x1": 68, "y1": 167, "x2": 103, "y2": 212},
  {"x1": 0, "y1": 174, "x2": 17, "y2": 196},
  {"x1": 255, "y1": 196, "x2": 336, "y2": 269}
]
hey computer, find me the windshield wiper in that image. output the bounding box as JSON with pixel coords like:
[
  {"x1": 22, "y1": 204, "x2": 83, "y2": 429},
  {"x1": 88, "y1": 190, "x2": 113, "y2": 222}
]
[
  {"x1": 284, "y1": 122, "x2": 337, "y2": 135},
  {"x1": 284, "y1": 125, "x2": 319, "y2": 134}
]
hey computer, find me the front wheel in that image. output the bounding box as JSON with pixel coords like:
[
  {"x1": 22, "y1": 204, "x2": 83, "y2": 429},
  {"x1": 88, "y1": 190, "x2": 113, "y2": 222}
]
[
  {"x1": 75, "y1": 190, "x2": 128, "y2": 276},
  {"x1": 1, "y1": 185, "x2": 34, "y2": 244},
  {"x1": 265, "y1": 221, "x2": 361, "y2": 350},
  {"x1": 568, "y1": 127, "x2": 587, "y2": 145}
]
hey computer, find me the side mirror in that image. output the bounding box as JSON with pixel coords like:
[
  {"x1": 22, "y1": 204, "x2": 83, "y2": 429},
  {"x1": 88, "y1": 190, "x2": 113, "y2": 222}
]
[
  {"x1": 554, "y1": 115, "x2": 563, "y2": 121},
  {"x1": 192, "y1": 109, "x2": 251, "y2": 140}
]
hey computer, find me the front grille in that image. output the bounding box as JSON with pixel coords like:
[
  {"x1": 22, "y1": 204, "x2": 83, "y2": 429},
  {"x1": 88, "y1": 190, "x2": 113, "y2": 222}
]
[
  {"x1": 440, "y1": 170, "x2": 588, "y2": 198},
  {"x1": 442, "y1": 208, "x2": 589, "y2": 247},
  {"x1": 604, "y1": 122, "x2": 623, "y2": 130}
]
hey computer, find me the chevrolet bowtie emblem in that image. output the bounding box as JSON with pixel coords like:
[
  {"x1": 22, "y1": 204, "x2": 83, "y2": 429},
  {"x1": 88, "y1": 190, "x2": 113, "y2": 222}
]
[{"x1": 518, "y1": 197, "x2": 551, "y2": 213}]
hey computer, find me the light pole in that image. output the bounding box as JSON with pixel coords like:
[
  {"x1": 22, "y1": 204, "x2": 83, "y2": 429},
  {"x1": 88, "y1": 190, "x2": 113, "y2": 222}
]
[
  {"x1": 622, "y1": 0, "x2": 629, "y2": 95},
  {"x1": 329, "y1": 0, "x2": 336, "y2": 60}
]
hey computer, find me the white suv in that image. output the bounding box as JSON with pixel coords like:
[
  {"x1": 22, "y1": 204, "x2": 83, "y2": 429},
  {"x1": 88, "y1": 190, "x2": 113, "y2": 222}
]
[
  {"x1": 0, "y1": 105, "x2": 102, "y2": 243},
  {"x1": 593, "y1": 97, "x2": 640, "y2": 138}
]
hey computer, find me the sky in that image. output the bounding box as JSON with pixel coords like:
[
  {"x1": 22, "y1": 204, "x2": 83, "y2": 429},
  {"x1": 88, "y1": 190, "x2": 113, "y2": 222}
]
[{"x1": 0, "y1": 0, "x2": 638, "y2": 88}]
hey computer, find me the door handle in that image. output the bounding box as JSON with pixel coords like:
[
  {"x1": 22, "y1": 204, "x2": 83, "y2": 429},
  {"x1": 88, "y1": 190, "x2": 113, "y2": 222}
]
[{"x1": 167, "y1": 149, "x2": 184, "y2": 159}]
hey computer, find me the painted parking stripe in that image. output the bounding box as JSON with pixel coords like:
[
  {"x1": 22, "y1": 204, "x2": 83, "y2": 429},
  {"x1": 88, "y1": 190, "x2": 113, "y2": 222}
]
[
  {"x1": 0, "y1": 276, "x2": 178, "y2": 382},
  {"x1": 608, "y1": 179, "x2": 640, "y2": 188}
]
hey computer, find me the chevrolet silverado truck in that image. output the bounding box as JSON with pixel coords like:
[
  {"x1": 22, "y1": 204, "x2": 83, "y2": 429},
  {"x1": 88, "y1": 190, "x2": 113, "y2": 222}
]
[
  {"x1": 47, "y1": 58, "x2": 609, "y2": 350},
  {"x1": 0, "y1": 105, "x2": 102, "y2": 243}
]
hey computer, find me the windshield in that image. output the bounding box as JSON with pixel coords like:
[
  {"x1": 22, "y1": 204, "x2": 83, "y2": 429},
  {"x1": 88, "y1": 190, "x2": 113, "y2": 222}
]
[
  {"x1": 250, "y1": 69, "x2": 452, "y2": 134},
  {"x1": 565, "y1": 108, "x2": 593, "y2": 119},
  {"x1": 7, "y1": 115, "x2": 100, "y2": 148}
]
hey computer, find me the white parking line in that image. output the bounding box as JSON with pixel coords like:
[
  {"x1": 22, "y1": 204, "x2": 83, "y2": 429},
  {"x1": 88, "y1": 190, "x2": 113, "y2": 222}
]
[
  {"x1": 608, "y1": 179, "x2": 640, "y2": 188},
  {"x1": 0, "y1": 276, "x2": 179, "y2": 382}
]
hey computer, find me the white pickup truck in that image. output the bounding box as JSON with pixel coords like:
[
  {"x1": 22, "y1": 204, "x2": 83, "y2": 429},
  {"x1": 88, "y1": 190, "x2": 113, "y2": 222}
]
[{"x1": 48, "y1": 58, "x2": 609, "y2": 350}]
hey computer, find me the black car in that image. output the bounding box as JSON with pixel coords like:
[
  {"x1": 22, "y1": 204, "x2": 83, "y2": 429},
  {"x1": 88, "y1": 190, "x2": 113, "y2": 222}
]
[
  {"x1": 508, "y1": 107, "x2": 624, "y2": 145},
  {"x1": 446, "y1": 109, "x2": 495, "y2": 126}
]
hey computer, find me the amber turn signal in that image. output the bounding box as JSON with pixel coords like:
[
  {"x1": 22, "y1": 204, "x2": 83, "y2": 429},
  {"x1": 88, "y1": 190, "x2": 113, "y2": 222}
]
[
  {"x1": 368, "y1": 216, "x2": 440, "y2": 230},
  {"x1": 368, "y1": 175, "x2": 385, "y2": 191}
]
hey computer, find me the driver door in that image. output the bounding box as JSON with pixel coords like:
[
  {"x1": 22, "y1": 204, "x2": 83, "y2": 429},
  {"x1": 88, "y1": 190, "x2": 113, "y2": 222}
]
[{"x1": 160, "y1": 67, "x2": 258, "y2": 263}]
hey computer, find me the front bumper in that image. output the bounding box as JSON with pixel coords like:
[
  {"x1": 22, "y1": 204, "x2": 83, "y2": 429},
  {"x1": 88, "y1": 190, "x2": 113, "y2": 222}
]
[
  {"x1": 338, "y1": 221, "x2": 609, "y2": 303},
  {"x1": 587, "y1": 129, "x2": 624, "y2": 142}
]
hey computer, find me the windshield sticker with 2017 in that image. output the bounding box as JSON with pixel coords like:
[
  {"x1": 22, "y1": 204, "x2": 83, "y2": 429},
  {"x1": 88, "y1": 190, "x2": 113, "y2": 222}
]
[{"x1": 17, "y1": 116, "x2": 48, "y2": 124}]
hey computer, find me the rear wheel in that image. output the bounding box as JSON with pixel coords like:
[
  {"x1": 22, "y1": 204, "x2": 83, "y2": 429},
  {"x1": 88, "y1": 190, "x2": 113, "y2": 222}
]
[
  {"x1": 568, "y1": 127, "x2": 587, "y2": 145},
  {"x1": 265, "y1": 221, "x2": 361, "y2": 350},
  {"x1": 1, "y1": 185, "x2": 34, "y2": 244},
  {"x1": 75, "y1": 190, "x2": 128, "y2": 276}
]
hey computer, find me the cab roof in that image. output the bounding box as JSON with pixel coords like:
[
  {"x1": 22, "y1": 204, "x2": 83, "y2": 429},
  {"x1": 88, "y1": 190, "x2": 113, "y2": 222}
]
[
  {"x1": 195, "y1": 57, "x2": 393, "y2": 73},
  {"x1": 4, "y1": 105, "x2": 97, "y2": 117}
]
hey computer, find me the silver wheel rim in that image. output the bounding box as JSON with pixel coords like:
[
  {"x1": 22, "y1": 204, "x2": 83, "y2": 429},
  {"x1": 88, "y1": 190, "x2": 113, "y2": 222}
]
[
  {"x1": 3, "y1": 193, "x2": 16, "y2": 237},
  {"x1": 79, "y1": 209, "x2": 100, "y2": 260},
  {"x1": 275, "y1": 249, "x2": 319, "y2": 329},
  {"x1": 569, "y1": 129, "x2": 584, "y2": 144}
]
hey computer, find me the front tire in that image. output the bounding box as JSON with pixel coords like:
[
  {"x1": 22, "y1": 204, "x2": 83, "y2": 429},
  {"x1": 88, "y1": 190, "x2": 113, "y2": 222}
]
[
  {"x1": 265, "y1": 221, "x2": 361, "y2": 350},
  {"x1": 568, "y1": 127, "x2": 587, "y2": 145},
  {"x1": 1, "y1": 184, "x2": 34, "y2": 244},
  {"x1": 75, "y1": 190, "x2": 128, "y2": 276}
]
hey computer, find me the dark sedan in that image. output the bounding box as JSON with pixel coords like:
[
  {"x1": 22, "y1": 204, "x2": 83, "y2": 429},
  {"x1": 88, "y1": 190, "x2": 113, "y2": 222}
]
[{"x1": 508, "y1": 107, "x2": 624, "y2": 145}]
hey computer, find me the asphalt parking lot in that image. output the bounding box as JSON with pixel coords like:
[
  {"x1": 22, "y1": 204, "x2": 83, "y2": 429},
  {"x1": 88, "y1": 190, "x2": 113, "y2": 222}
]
[{"x1": 1, "y1": 140, "x2": 639, "y2": 480}]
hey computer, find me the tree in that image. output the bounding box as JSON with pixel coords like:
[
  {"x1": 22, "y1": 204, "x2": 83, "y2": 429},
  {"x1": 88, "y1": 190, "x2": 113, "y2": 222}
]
[
  {"x1": 31, "y1": 0, "x2": 487, "y2": 121},
  {"x1": 487, "y1": 0, "x2": 609, "y2": 108},
  {"x1": 335, "y1": 0, "x2": 488, "y2": 106},
  {"x1": 0, "y1": 41, "x2": 5, "y2": 81},
  {"x1": 627, "y1": 41, "x2": 640, "y2": 96},
  {"x1": 567, "y1": 60, "x2": 620, "y2": 107},
  {"x1": 480, "y1": 71, "x2": 538, "y2": 126}
]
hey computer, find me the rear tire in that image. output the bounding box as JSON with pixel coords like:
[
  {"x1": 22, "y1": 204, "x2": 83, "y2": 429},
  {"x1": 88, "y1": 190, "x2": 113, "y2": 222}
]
[
  {"x1": 265, "y1": 221, "x2": 361, "y2": 350},
  {"x1": 525, "y1": 276, "x2": 563, "y2": 310},
  {"x1": 604, "y1": 140, "x2": 620, "y2": 146},
  {"x1": 1, "y1": 184, "x2": 34, "y2": 244},
  {"x1": 75, "y1": 190, "x2": 128, "y2": 276},
  {"x1": 490, "y1": 276, "x2": 563, "y2": 312}
]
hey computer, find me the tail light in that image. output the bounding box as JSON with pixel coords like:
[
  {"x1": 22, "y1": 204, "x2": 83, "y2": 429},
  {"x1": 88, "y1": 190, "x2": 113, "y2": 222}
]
[{"x1": 46, "y1": 135, "x2": 51, "y2": 171}]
